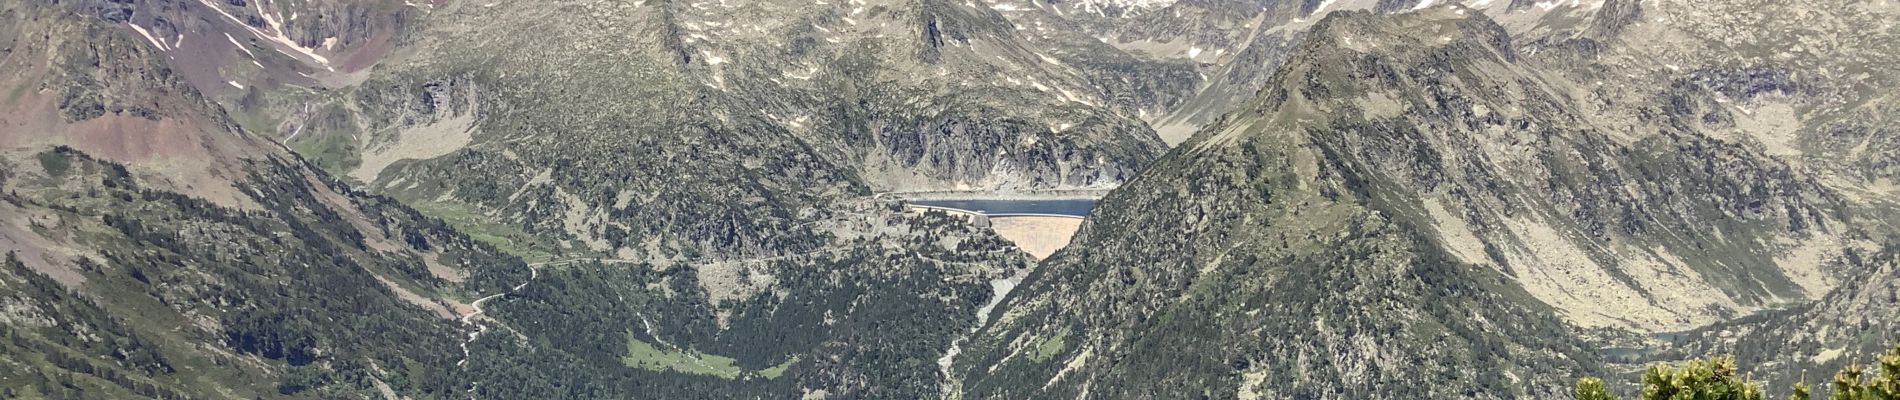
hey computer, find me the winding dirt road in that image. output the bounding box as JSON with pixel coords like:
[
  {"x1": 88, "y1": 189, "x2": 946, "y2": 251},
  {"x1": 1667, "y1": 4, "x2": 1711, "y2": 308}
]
[{"x1": 456, "y1": 263, "x2": 537, "y2": 367}]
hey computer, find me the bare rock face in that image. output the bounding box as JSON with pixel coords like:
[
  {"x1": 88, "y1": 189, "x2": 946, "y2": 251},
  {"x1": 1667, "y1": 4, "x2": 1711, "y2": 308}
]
[
  {"x1": 956, "y1": 2, "x2": 1900, "y2": 398},
  {"x1": 1243, "y1": 8, "x2": 1860, "y2": 332},
  {"x1": 1569, "y1": 0, "x2": 1900, "y2": 393},
  {"x1": 1, "y1": 3, "x2": 529, "y2": 398},
  {"x1": 207, "y1": 0, "x2": 1183, "y2": 262}
]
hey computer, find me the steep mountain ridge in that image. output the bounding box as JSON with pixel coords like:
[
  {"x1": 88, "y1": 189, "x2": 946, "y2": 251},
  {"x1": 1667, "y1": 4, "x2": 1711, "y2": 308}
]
[
  {"x1": 6, "y1": 3, "x2": 1041, "y2": 398},
  {"x1": 186, "y1": 0, "x2": 1199, "y2": 265},
  {"x1": 186, "y1": 1, "x2": 1063, "y2": 397},
  {"x1": 1234, "y1": 4, "x2": 1867, "y2": 332},
  {"x1": 1, "y1": 2, "x2": 529, "y2": 397},
  {"x1": 955, "y1": 8, "x2": 1607, "y2": 399},
  {"x1": 71, "y1": 0, "x2": 423, "y2": 99},
  {"x1": 1556, "y1": 0, "x2": 1900, "y2": 392},
  {"x1": 278, "y1": 0, "x2": 1168, "y2": 191},
  {"x1": 1599, "y1": 0, "x2": 1900, "y2": 229},
  {"x1": 957, "y1": 2, "x2": 1893, "y2": 397},
  {"x1": 986, "y1": 0, "x2": 1640, "y2": 144}
]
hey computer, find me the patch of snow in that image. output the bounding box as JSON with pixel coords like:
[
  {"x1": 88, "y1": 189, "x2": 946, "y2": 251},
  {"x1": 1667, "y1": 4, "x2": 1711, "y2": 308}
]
[
  {"x1": 225, "y1": 33, "x2": 260, "y2": 62},
  {"x1": 128, "y1": 24, "x2": 170, "y2": 51},
  {"x1": 1056, "y1": 87, "x2": 1097, "y2": 107},
  {"x1": 1313, "y1": 0, "x2": 1340, "y2": 14},
  {"x1": 196, "y1": 0, "x2": 334, "y2": 70},
  {"x1": 1075, "y1": 0, "x2": 1178, "y2": 13}
]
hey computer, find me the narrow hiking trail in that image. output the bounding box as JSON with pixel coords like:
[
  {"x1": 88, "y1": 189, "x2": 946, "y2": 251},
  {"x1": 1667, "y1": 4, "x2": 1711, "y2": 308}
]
[
  {"x1": 456, "y1": 263, "x2": 537, "y2": 368},
  {"x1": 458, "y1": 260, "x2": 554, "y2": 399}
]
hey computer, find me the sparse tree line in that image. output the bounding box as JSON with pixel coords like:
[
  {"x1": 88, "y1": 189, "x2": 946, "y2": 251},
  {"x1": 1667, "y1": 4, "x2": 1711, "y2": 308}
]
[{"x1": 1578, "y1": 345, "x2": 1900, "y2": 400}]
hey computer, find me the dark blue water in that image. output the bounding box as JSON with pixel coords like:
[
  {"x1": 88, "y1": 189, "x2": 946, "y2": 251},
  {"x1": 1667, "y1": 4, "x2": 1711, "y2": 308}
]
[
  {"x1": 908, "y1": 199, "x2": 1097, "y2": 217},
  {"x1": 1597, "y1": 331, "x2": 1693, "y2": 363}
]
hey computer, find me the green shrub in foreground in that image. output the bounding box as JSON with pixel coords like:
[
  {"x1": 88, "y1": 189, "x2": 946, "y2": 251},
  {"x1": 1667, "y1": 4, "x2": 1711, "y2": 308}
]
[{"x1": 1577, "y1": 344, "x2": 1900, "y2": 400}]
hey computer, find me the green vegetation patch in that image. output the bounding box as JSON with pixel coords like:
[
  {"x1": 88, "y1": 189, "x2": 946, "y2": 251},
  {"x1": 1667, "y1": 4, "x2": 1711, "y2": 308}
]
[
  {"x1": 622, "y1": 334, "x2": 743, "y2": 379},
  {"x1": 1031, "y1": 327, "x2": 1070, "y2": 363},
  {"x1": 410, "y1": 201, "x2": 558, "y2": 262},
  {"x1": 758, "y1": 356, "x2": 800, "y2": 379},
  {"x1": 620, "y1": 334, "x2": 806, "y2": 380},
  {"x1": 36, "y1": 151, "x2": 71, "y2": 177},
  {"x1": 287, "y1": 131, "x2": 361, "y2": 177},
  {"x1": 1577, "y1": 344, "x2": 1900, "y2": 399}
]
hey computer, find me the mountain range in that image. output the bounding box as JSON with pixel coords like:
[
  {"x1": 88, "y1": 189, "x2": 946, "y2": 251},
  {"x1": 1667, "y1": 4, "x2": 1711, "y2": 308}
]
[{"x1": 1, "y1": 0, "x2": 1896, "y2": 398}]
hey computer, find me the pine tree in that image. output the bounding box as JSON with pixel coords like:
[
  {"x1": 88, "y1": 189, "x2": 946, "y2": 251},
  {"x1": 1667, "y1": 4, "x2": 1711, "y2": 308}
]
[
  {"x1": 1573, "y1": 355, "x2": 1764, "y2": 400},
  {"x1": 1827, "y1": 345, "x2": 1900, "y2": 400},
  {"x1": 1578, "y1": 344, "x2": 1900, "y2": 400},
  {"x1": 1639, "y1": 355, "x2": 1764, "y2": 400},
  {"x1": 1577, "y1": 377, "x2": 1617, "y2": 400}
]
